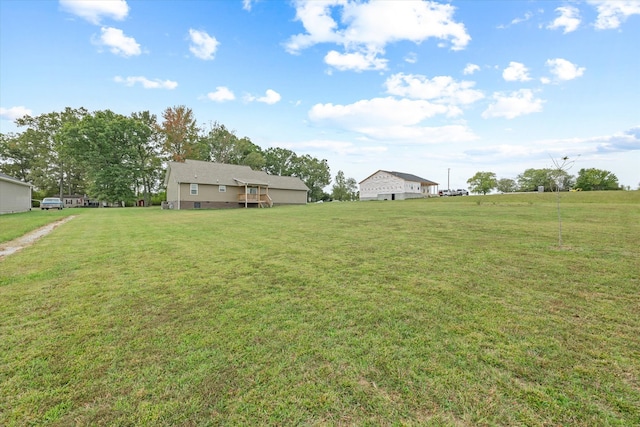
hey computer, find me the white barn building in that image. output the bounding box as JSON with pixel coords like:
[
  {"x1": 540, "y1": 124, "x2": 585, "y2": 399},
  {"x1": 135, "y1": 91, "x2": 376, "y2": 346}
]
[{"x1": 359, "y1": 170, "x2": 438, "y2": 201}]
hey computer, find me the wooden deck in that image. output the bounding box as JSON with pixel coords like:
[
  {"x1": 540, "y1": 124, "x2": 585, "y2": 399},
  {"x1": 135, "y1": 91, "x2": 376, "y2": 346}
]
[{"x1": 237, "y1": 193, "x2": 273, "y2": 207}]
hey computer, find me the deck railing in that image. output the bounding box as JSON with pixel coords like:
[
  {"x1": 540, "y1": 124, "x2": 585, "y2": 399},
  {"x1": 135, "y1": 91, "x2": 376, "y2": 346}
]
[{"x1": 237, "y1": 194, "x2": 269, "y2": 203}]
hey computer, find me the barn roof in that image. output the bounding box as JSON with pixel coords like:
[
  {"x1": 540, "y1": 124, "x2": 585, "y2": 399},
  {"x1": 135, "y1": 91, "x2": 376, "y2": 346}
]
[{"x1": 359, "y1": 170, "x2": 438, "y2": 185}]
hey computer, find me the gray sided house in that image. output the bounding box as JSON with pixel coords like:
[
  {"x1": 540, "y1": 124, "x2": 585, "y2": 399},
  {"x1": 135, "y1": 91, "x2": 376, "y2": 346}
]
[
  {"x1": 62, "y1": 194, "x2": 85, "y2": 208},
  {"x1": 164, "y1": 160, "x2": 309, "y2": 209},
  {"x1": 0, "y1": 173, "x2": 33, "y2": 214},
  {"x1": 359, "y1": 170, "x2": 438, "y2": 201}
]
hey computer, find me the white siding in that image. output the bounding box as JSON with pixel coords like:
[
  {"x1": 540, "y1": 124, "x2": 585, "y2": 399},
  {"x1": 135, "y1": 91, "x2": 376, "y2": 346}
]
[
  {"x1": 359, "y1": 171, "x2": 427, "y2": 201},
  {"x1": 359, "y1": 171, "x2": 404, "y2": 200},
  {"x1": 0, "y1": 179, "x2": 32, "y2": 214}
]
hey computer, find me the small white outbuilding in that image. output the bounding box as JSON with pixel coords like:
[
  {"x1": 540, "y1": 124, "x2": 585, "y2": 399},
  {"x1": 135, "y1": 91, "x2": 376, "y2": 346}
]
[{"x1": 0, "y1": 173, "x2": 33, "y2": 214}]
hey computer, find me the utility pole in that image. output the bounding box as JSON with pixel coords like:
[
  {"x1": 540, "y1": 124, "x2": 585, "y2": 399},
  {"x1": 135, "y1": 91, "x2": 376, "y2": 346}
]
[{"x1": 447, "y1": 168, "x2": 450, "y2": 190}]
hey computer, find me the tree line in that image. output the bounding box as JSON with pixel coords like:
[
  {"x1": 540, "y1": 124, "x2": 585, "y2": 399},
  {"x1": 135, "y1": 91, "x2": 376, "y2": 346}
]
[
  {"x1": 466, "y1": 166, "x2": 621, "y2": 195},
  {"x1": 0, "y1": 106, "x2": 347, "y2": 204}
]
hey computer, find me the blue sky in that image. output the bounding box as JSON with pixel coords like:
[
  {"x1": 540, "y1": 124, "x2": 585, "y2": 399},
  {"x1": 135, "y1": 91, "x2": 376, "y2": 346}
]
[{"x1": 1, "y1": 0, "x2": 639, "y2": 189}]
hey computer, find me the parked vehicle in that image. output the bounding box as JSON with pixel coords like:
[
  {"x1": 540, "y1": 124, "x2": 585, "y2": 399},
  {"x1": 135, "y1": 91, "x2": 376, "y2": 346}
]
[
  {"x1": 456, "y1": 189, "x2": 469, "y2": 196},
  {"x1": 439, "y1": 189, "x2": 455, "y2": 196},
  {"x1": 40, "y1": 197, "x2": 64, "y2": 210}
]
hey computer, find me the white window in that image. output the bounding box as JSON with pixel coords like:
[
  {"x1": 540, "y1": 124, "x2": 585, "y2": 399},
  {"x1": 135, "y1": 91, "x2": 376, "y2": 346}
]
[
  {"x1": 190, "y1": 183, "x2": 198, "y2": 195},
  {"x1": 219, "y1": 185, "x2": 226, "y2": 192}
]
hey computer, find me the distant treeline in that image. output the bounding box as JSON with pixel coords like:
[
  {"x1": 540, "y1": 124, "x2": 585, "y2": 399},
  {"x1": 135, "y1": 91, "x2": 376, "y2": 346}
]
[
  {"x1": 0, "y1": 106, "x2": 331, "y2": 203},
  {"x1": 466, "y1": 167, "x2": 622, "y2": 195}
]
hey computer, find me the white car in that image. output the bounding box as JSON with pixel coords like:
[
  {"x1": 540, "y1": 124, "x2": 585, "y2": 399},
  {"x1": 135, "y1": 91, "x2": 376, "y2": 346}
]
[{"x1": 41, "y1": 197, "x2": 64, "y2": 210}]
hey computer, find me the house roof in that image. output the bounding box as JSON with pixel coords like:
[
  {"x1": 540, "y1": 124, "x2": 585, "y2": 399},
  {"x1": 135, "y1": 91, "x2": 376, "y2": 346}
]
[
  {"x1": 164, "y1": 160, "x2": 309, "y2": 191},
  {"x1": 359, "y1": 170, "x2": 438, "y2": 185},
  {"x1": 0, "y1": 172, "x2": 32, "y2": 187}
]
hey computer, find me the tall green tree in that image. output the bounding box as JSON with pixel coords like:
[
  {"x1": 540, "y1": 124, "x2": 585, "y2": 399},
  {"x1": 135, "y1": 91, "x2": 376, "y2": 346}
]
[
  {"x1": 262, "y1": 148, "x2": 330, "y2": 200},
  {"x1": 130, "y1": 111, "x2": 163, "y2": 206},
  {"x1": 263, "y1": 147, "x2": 298, "y2": 176},
  {"x1": 13, "y1": 107, "x2": 88, "y2": 196},
  {"x1": 160, "y1": 105, "x2": 200, "y2": 162},
  {"x1": 331, "y1": 170, "x2": 358, "y2": 201},
  {"x1": 235, "y1": 137, "x2": 265, "y2": 170},
  {"x1": 516, "y1": 168, "x2": 573, "y2": 192},
  {"x1": 198, "y1": 122, "x2": 236, "y2": 163},
  {"x1": 0, "y1": 132, "x2": 33, "y2": 182},
  {"x1": 517, "y1": 168, "x2": 551, "y2": 192},
  {"x1": 198, "y1": 122, "x2": 264, "y2": 169},
  {"x1": 290, "y1": 155, "x2": 331, "y2": 202},
  {"x1": 575, "y1": 168, "x2": 619, "y2": 191},
  {"x1": 467, "y1": 171, "x2": 497, "y2": 195},
  {"x1": 496, "y1": 178, "x2": 517, "y2": 193},
  {"x1": 64, "y1": 110, "x2": 145, "y2": 204}
]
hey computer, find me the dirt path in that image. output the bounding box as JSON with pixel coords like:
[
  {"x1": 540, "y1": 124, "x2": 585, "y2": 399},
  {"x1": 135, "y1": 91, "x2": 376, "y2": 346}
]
[{"x1": 0, "y1": 216, "x2": 75, "y2": 260}]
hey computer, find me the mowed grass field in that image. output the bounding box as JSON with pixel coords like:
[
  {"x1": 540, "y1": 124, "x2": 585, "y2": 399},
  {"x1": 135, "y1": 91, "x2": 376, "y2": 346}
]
[{"x1": 1, "y1": 191, "x2": 639, "y2": 426}]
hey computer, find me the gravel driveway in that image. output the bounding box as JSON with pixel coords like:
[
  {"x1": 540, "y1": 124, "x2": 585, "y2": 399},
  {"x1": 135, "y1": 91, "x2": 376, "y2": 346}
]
[{"x1": 0, "y1": 216, "x2": 75, "y2": 259}]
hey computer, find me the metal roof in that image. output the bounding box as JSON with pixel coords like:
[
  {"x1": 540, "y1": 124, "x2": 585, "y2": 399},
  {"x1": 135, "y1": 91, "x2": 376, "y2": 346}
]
[
  {"x1": 359, "y1": 169, "x2": 438, "y2": 185},
  {"x1": 386, "y1": 171, "x2": 438, "y2": 185}
]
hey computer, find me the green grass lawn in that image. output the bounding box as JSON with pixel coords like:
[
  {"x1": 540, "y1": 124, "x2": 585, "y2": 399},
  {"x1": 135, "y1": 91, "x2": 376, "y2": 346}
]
[
  {"x1": 0, "y1": 209, "x2": 75, "y2": 243},
  {"x1": 1, "y1": 192, "x2": 639, "y2": 425}
]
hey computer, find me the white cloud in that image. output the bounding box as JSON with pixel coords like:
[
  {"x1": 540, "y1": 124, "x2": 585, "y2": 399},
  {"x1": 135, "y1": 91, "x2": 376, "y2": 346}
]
[
  {"x1": 472, "y1": 127, "x2": 640, "y2": 161},
  {"x1": 260, "y1": 89, "x2": 282, "y2": 104},
  {"x1": 463, "y1": 63, "x2": 480, "y2": 75},
  {"x1": 188, "y1": 29, "x2": 219, "y2": 60},
  {"x1": 324, "y1": 50, "x2": 387, "y2": 72},
  {"x1": 277, "y1": 139, "x2": 388, "y2": 157},
  {"x1": 592, "y1": 126, "x2": 640, "y2": 153},
  {"x1": 404, "y1": 52, "x2": 418, "y2": 64},
  {"x1": 0, "y1": 106, "x2": 32, "y2": 121},
  {"x1": 246, "y1": 89, "x2": 281, "y2": 104},
  {"x1": 511, "y1": 11, "x2": 533, "y2": 25},
  {"x1": 547, "y1": 6, "x2": 581, "y2": 33},
  {"x1": 311, "y1": 97, "x2": 451, "y2": 127},
  {"x1": 384, "y1": 73, "x2": 484, "y2": 105},
  {"x1": 113, "y1": 76, "x2": 177, "y2": 89},
  {"x1": 242, "y1": 0, "x2": 255, "y2": 11},
  {"x1": 502, "y1": 62, "x2": 531, "y2": 82},
  {"x1": 308, "y1": 97, "x2": 477, "y2": 142},
  {"x1": 482, "y1": 89, "x2": 544, "y2": 119},
  {"x1": 96, "y1": 27, "x2": 141, "y2": 57},
  {"x1": 285, "y1": 0, "x2": 470, "y2": 71},
  {"x1": 207, "y1": 86, "x2": 235, "y2": 102},
  {"x1": 588, "y1": 0, "x2": 640, "y2": 30},
  {"x1": 545, "y1": 58, "x2": 585, "y2": 81},
  {"x1": 497, "y1": 11, "x2": 533, "y2": 29},
  {"x1": 60, "y1": 0, "x2": 129, "y2": 25}
]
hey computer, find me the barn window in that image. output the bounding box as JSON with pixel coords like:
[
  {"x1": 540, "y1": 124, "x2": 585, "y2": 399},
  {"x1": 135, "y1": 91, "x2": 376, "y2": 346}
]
[
  {"x1": 190, "y1": 183, "x2": 198, "y2": 195},
  {"x1": 219, "y1": 185, "x2": 226, "y2": 192}
]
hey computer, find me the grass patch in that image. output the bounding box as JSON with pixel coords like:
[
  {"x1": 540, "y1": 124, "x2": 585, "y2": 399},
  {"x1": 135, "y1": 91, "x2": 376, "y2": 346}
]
[
  {"x1": 0, "y1": 209, "x2": 76, "y2": 244},
  {"x1": 1, "y1": 192, "x2": 639, "y2": 425}
]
